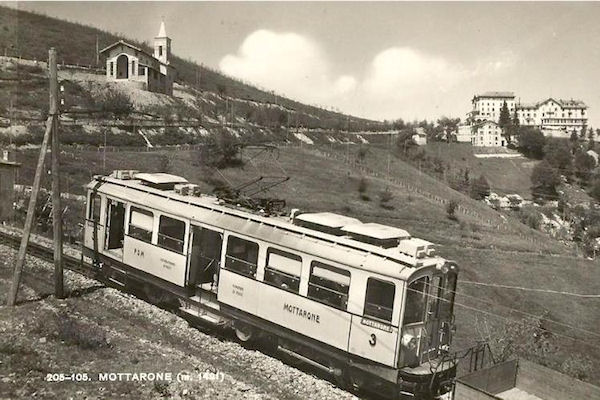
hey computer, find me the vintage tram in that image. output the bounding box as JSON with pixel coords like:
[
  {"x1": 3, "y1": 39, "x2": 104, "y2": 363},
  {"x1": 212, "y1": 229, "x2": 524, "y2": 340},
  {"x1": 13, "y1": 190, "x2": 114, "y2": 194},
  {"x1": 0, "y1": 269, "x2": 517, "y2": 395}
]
[{"x1": 82, "y1": 170, "x2": 458, "y2": 399}]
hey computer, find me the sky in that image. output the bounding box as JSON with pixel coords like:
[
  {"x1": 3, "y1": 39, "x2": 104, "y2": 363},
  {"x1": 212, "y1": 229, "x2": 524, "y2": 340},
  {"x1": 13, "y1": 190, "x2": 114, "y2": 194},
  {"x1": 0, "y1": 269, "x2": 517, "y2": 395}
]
[{"x1": 9, "y1": 2, "x2": 600, "y2": 126}]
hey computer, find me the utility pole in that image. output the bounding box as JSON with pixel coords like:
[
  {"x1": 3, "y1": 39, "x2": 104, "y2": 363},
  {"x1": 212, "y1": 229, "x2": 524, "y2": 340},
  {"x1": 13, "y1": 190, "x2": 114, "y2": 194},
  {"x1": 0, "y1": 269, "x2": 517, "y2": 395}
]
[
  {"x1": 95, "y1": 35, "x2": 99, "y2": 67},
  {"x1": 50, "y1": 48, "x2": 64, "y2": 299},
  {"x1": 7, "y1": 48, "x2": 59, "y2": 306}
]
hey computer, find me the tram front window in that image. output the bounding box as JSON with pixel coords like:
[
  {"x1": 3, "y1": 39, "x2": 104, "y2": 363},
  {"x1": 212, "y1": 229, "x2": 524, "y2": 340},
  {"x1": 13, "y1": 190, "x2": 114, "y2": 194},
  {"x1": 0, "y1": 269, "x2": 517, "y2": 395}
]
[
  {"x1": 439, "y1": 272, "x2": 457, "y2": 318},
  {"x1": 404, "y1": 277, "x2": 429, "y2": 325}
]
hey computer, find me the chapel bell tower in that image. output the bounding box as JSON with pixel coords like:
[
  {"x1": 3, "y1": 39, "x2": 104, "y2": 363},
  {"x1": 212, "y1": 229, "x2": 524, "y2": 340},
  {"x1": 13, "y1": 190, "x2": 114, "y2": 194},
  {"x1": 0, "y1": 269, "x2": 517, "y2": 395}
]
[{"x1": 154, "y1": 19, "x2": 171, "y2": 65}]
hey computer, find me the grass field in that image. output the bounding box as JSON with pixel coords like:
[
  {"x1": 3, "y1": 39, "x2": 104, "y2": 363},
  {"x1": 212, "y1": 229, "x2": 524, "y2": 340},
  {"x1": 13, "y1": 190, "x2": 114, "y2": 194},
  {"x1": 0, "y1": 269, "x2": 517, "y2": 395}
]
[
  {"x1": 11, "y1": 144, "x2": 600, "y2": 384},
  {"x1": 425, "y1": 142, "x2": 538, "y2": 198}
]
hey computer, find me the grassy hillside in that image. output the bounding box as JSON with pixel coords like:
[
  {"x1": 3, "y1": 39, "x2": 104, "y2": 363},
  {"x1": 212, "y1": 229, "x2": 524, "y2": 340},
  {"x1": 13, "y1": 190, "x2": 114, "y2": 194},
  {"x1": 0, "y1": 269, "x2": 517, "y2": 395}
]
[
  {"x1": 425, "y1": 142, "x2": 537, "y2": 198},
  {"x1": 0, "y1": 6, "x2": 380, "y2": 131}
]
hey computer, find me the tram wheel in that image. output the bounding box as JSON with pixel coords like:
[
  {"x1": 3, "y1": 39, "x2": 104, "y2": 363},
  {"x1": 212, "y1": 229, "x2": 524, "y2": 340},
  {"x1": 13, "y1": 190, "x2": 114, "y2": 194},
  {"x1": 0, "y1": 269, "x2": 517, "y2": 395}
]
[{"x1": 234, "y1": 322, "x2": 254, "y2": 342}]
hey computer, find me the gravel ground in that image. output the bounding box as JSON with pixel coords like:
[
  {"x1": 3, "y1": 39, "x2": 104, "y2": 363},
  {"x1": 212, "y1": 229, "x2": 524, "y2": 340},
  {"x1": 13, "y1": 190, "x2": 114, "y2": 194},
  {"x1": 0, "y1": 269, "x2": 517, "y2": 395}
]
[{"x1": 0, "y1": 241, "x2": 360, "y2": 400}]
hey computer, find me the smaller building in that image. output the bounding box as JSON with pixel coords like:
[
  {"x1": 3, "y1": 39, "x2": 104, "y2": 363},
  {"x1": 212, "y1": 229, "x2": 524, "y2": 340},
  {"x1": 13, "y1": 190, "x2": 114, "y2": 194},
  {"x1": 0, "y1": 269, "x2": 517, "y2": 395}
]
[
  {"x1": 471, "y1": 121, "x2": 505, "y2": 147},
  {"x1": 99, "y1": 21, "x2": 175, "y2": 95},
  {"x1": 456, "y1": 123, "x2": 473, "y2": 142},
  {"x1": 0, "y1": 151, "x2": 20, "y2": 222}
]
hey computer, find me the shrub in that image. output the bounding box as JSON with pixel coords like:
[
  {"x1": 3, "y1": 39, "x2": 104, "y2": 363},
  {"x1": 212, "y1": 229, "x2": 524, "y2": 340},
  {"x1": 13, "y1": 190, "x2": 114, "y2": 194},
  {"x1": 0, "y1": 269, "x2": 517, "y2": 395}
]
[
  {"x1": 560, "y1": 354, "x2": 594, "y2": 381},
  {"x1": 544, "y1": 139, "x2": 572, "y2": 176},
  {"x1": 379, "y1": 187, "x2": 394, "y2": 209},
  {"x1": 518, "y1": 127, "x2": 546, "y2": 159},
  {"x1": 470, "y1": 175, "x2": 491, "y2": 200},
  {"x1": 98, "y1": 89, "x2": 133, "y2": 117},
  {"x1": 153, "y1": 381, "x2": 171, "y2": 397},
  {"x1": 55, "y1": 313, "x2": 111, "y2": 350},
  {"x1": 531, "y1": 160, "x2": 560, "y2": 201},
  {"x1": 356, "y1": 146, "x2": 368, "y2": 163},
  {"x1": 358, "y1": 177, "x2": 368, "y2": 194},
  {"x1": 205, "y1": 129, "x2": 243, "y2": 168},
  {"x1": 446, "y1": 200, "x2": 458, "y2": 220},
  {"x1": 590, "y1": 178, "x2": 600, "y2": 202},
  {"x1": 574, "y1": 150, "x2": 596, "y2": 184},
  {"x1": 518, "y1": 206, "x2": 542, "y2": 230},
  {"x1": 483, "y1": 313, "x2": 559, "y2": 365}
]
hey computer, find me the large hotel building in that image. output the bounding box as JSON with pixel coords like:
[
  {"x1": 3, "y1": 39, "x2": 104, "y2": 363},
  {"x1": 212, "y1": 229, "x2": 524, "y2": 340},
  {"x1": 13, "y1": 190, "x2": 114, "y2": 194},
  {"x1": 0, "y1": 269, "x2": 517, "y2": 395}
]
[{"x1": 460, "y1": 92, "x2": 588, "y2": 147}]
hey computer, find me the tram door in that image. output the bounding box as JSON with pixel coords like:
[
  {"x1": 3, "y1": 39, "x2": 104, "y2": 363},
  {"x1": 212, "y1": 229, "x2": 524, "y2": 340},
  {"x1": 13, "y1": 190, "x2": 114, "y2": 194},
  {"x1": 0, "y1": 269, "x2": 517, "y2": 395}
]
[
  {"x1": 105, "y1": 198, "x2": 125, "y2": 256},
  {"x1": 187, "y1": 225, "x2": 223, "y2": 292}
]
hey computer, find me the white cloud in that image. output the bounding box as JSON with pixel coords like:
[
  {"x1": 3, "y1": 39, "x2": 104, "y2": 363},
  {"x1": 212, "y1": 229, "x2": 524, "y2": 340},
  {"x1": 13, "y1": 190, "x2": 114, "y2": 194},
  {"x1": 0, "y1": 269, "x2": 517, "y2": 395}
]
[
  {"x1": 220, "y1": 30, "x2": 517, "y2": 121},
  {"x1": 219, "y1": 30, "x2": 338, "y2": 104}
]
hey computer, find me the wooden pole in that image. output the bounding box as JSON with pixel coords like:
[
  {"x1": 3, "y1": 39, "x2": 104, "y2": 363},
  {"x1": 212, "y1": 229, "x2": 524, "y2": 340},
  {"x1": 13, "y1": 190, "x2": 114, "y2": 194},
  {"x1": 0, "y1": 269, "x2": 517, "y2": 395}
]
[
  {"x1": 6, "y1": 117, "x2": 52, "y2": 306},
  {"x1": 50, "y1": 48, "x2": 64, "y2": 299}
]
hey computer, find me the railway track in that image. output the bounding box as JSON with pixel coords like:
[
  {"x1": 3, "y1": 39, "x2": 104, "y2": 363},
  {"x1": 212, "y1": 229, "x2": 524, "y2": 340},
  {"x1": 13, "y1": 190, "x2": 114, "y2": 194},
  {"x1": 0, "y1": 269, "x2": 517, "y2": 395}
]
[{"x1": 0, "y1": 229, "x2": 97, "y2": 287}]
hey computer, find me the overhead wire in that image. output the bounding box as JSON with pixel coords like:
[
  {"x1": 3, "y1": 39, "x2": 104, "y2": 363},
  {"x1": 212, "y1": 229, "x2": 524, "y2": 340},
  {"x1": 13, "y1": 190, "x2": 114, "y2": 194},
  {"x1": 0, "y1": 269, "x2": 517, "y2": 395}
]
[
  {"x1": 427, "y1": 280, "x2": 600, "y2": 340},
  {"x1": 458, "y1": 280, "x2": 600, "y2": 299},
  {"x1": 404, "y1": 284, "x2": 600, "y2": 352}
]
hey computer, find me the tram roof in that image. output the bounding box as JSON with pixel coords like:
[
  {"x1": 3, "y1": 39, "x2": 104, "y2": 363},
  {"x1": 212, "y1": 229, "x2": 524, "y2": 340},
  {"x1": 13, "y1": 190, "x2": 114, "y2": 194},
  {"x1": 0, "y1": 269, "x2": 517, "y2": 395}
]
[
  {"x1": 87, "y1": 175, "x2": 446, "y2": 281},
  {"x1": 341, "y1": 223, "x2": 411, "y2": 240},
  {"x1": 294, "y1": 212, "x2": 361, "y2": 228},
  {"x1": 135, "y1": 173, "x2": 188, "y2": 185}
]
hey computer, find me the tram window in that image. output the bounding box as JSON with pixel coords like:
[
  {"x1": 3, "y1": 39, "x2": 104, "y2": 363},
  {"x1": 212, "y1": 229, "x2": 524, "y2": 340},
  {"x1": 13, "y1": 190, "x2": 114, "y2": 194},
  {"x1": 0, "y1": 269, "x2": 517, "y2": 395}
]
[
  {"x1": 225, "y1": 236, "x2": 259, "y2": 278},
  {"x1": 88, "y1": 194, "x2": 102, "y2": 221},
  {"x1": 428, "y1": 276, "x2": 443, "y2": 317},
  {"x1": 308, "y1": 262, "x2": 350, "y2": 310},
  {"x1": 364, "y1": 277, "x2": 395, "y2": 322},
  {"x1": 158, "y1": 215, "x2": 185, "y2": 253},
  {"x1": 404, "y1": 277, "x2": 429, "y2": 325},
  {"x1": 264, "y1": 248, "x2": 301, "y2": 293},
  {"x1": 439, "y1": 273, "x2": 457, "y2": 318},
  {"x1": 129, "y1": 207, "x2": 154, "y2": 243}
]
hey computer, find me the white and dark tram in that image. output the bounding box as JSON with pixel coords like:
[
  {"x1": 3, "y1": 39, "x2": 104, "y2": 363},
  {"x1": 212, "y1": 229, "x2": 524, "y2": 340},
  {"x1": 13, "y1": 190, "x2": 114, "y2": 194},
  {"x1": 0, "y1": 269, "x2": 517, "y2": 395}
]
[{"x1": 82, "y1": 170, "x2": 458, "y2": 399}]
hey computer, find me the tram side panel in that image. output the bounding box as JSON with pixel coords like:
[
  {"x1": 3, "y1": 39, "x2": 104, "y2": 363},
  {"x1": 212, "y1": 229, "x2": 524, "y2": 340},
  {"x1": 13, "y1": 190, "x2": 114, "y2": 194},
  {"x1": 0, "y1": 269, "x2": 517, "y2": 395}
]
[
  {"x1": 256, "y1": 282, "x2": 352, "y2": 351},
  {"x1": 123, "y1": 235, "x2": 187, "y2": 287}
]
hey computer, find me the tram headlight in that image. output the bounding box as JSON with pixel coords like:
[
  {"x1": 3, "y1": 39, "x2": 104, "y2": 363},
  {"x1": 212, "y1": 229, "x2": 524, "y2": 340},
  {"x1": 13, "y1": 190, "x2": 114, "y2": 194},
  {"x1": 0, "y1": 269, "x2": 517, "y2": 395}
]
[{"x1": 402, "y1": 333, "x2": 418, "y2": 350}]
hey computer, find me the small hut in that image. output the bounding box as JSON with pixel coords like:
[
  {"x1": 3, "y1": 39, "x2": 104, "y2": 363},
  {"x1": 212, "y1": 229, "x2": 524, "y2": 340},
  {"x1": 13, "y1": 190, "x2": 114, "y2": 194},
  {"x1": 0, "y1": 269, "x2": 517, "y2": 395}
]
[{"x1": 0, "y1": 150, "x2": 21, "y2": 221}]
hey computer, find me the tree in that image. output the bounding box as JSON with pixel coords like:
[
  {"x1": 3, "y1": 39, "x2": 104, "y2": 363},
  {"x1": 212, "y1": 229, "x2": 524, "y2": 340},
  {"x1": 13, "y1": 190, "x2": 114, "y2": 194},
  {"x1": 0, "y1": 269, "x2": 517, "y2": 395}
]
[
  {"x1": 509, "y1": 109, "x2": 520, "y2": 144},
  {"x1": 98, "y1": 89, "x2": 133, "y2": 117},
  {"x1": 570, "y1": 131, "x2": 579, "y2": 145},
  {"x1": 589, "y1": 178, "x2": 600, "y2": 202},
  {"x1": 379, "y1": 187, "x2": 394, "y2": 209},
  {"x1": 579, "y1": 123, "x2": 588, "y2": 140},
  {"x1": 498, "y1": 100, "x2": 512, "y2": 143},
  {"x1": 544, "y1": 139, "x2": 572, "y2": 176},
  {"x1": 531, "y1": 160, "x2": 560, "y2": 200},
  {"x1": 588, "y1": 128, "x2": 596, "y2": 150},
  {"x1": 446, "y1": 200, "x2": 458, "y2": 220},
  {"x1": 518, "y1": 127, "x2": 546, "y2": 159},
  {"x1": 436, "y1": 116, "x2": 460, "y2": 142},
  {"x1": 469, "y1": 175, "x2": 491, "y2": 200},
  {"x1": 395, "y1": 128, "x2": 417, "y2": 154},
  {"x1": 574, "y1": 150, "x2": 595, "y2": 184}
]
